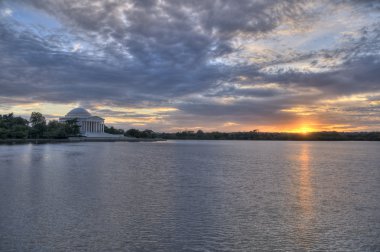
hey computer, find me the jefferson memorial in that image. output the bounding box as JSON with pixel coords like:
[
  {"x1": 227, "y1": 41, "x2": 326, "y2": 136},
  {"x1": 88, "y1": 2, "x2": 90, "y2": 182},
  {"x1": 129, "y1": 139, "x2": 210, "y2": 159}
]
[{"x1": 59, "y1": 107, "x2": 105, "y2": 135}]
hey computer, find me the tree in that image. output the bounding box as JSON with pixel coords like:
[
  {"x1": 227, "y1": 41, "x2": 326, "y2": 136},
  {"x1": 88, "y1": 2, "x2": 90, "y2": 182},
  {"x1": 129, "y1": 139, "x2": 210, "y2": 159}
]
[
  {"x1": 0, "y1": 113, "x2": 29, "y2": 139},
  {"x1": 125, "y1": 128, "x2": 141, "y2": 138},
  {"x1": 45, "y1": 120, "x2": 67, "y2": 139},
  {"x1": 105, "y1": 125, "x2": 125, "y2": 135},
  {"x1": 29, "y1": 112, "x2": 46, "y2": 138},
  {"x1": 29, "y1": 112, "x2": 46, "y2": 127},
  {"x1": 142, "y1": 129, "x2": 156, "y2": 138},
  {"x1": 64, "y1": 118, "x2": 80, "y2": 136},
  {"x1": 196, "y1": 130, "x2": 205, "y2": 139}
]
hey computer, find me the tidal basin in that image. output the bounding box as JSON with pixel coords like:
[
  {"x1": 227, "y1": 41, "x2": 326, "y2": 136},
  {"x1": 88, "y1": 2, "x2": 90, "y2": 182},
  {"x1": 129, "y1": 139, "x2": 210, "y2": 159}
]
[{"x1": 0, "y1": 141, "x2": 379, "y2": 251}]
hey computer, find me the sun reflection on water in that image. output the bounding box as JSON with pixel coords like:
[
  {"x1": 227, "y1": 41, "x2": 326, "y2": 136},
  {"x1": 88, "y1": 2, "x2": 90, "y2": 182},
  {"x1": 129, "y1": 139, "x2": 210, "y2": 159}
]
[
  {"x1": 299, "y1": 144, "x2": 313, "y2": 213},
  {"x1": 295, "y1": 143, "x2": 316, "y2": 249}
]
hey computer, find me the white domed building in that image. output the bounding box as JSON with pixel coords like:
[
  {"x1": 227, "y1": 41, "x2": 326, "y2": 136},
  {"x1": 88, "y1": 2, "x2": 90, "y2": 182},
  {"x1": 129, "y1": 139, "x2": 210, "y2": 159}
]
[{"x1": 59, "y1": 108, "x2": 105, "y2": 136}]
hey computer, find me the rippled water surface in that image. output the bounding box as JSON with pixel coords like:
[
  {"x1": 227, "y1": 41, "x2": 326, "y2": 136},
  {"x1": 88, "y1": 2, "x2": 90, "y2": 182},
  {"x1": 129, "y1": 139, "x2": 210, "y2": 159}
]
[{"x1": 0, "y1": 141, "x2": 379, "y2": 251}]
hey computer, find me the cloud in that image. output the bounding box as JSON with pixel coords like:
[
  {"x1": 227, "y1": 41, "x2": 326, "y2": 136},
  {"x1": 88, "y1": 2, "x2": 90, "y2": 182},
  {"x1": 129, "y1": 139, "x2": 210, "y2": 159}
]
[
  {"x1": 0, "y1": 7, "x2": 12, "y2": 17},
  {"x1": 0, "y1": 0, "x2": 379, "y2": 131}
]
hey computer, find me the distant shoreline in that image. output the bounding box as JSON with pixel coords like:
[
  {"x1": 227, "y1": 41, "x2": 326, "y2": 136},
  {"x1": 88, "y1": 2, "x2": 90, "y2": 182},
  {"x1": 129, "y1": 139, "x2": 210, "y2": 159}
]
[{"x1": 158, "y1": 131, "x2": 380, "y2": 141}]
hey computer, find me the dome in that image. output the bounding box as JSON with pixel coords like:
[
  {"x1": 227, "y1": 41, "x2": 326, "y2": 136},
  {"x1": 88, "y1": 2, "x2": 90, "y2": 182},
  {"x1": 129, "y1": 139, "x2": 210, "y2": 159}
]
[{"x1": 66, "y1": 107, "x2": 91, "y2": 118}]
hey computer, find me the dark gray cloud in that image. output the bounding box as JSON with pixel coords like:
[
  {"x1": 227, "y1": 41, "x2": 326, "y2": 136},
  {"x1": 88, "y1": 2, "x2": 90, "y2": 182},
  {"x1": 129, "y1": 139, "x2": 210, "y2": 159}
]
[
  {"x1": 264, "y1": 55, "x2": 380, "y2": 96},
  {"x1": 0, "y1": 0, "x2": 379, "y2": 130}
]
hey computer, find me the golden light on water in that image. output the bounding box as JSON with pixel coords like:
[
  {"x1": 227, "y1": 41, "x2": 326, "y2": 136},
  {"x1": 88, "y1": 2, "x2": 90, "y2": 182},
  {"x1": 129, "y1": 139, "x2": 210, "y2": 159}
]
[
  {"x1": 298, "y1": 144, "x2": 313, "y2": 213},
  {"x1": 295, "y1": 143, "x2": 316, "y2": 249}
]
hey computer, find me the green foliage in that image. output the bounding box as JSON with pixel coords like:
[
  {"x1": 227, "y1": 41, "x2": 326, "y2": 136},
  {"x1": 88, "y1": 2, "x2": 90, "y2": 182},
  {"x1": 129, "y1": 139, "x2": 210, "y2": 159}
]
[
  {"x1": 0, "y1": 112, "x2": 81, "y2": 139},
  {"x1": 141, "y1": 129, "x2": 156, "y2": 138},
  {"x1": 43, "y1": 119, "x2": 81, "y2": 139},
  {"x1": 0, "y1": 113, "x2": 29, "y2": 139},
  {"x1": 104, "y1": 125, "x2": 125, "y2": 135},
  {"x1": 64, "y1": 118, "x2": 80, "y2": 136},
  {"x1": 161, "y1": 130, "x2": 260, "y2": 140},
  {"x1": 130, "y1": 129, "x2": 380, "y2": 141},
  {"x1": 45, "y1": 120, "x2": 67, "y2": 139},
  {"x1": 124, "y1": 128, "x2": 157, "y2": 138},
  {"x1": 29, "y1": 112, "x2": 46, "y2": 126},
  {"x1": 29, "y1": 112, "x2": 47, "y2": 138},
  {"x1": 125, "y1": 128, "x2": 140, "y2": 137}
]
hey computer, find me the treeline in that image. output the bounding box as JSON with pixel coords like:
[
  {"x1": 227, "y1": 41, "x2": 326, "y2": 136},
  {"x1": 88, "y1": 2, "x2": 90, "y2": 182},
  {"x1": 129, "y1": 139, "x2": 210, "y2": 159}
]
[
  {"x1": 122, "y1": 129, "x2": 380, "y2": 141},
  {"x1": 3, "y1": 112, "x2": 380, "y2": 141},
  {"x1": 106, "y1": 127, "x2": 158, "y2": 138},
  {"x1": 158, "y1": 130, "x2": 380, "y2": 141},
  {"x1": 0, "y1": 112, "x2": 80, "y2": 139},
  {"x1": 104, "y1": 127, "x2": 158, "y2": 138},
  {"x1": 104, "y1": 125, "x2": 125, "y2": 135},
  {"x1": 124, "y1": 129, "x2": 157, "y2": 138}
]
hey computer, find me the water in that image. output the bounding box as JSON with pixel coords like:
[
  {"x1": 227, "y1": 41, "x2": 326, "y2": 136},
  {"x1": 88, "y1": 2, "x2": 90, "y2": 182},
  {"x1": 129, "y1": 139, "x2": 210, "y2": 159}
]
[{"x1": 0, "y1": 141, "x2": 379, "y2": 251}]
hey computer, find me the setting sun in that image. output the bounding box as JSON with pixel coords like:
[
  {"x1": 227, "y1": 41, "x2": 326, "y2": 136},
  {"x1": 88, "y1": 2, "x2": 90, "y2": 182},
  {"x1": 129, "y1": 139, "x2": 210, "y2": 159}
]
[
  {"x1": 298, "y1": 127, "x2": 314, "y2": 134},
  {"x1": 288, "y1": 125, "x2": 316, "y2": 134}
]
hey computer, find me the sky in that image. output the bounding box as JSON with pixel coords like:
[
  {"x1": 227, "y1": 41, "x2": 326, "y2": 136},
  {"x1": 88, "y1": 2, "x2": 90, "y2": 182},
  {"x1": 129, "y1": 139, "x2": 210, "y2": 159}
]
[{"x1": 0, "y1": 0, "x2": 379, "y2": 132}]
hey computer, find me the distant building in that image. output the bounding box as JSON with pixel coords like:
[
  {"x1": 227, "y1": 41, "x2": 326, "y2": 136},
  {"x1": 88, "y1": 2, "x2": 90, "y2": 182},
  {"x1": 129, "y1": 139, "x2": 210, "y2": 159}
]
[{"x1": 59, "y1": 107, "x2": 105, "y2": 135}]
